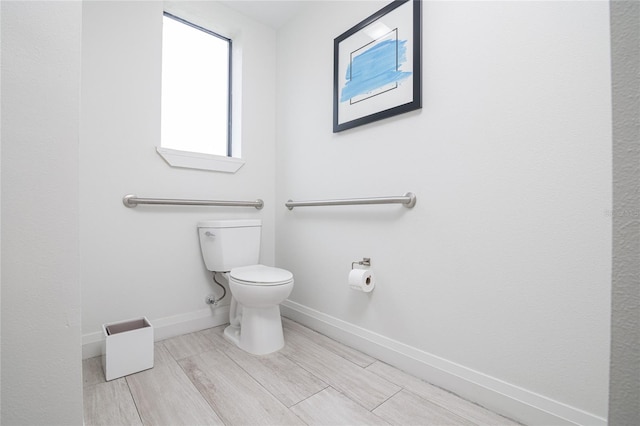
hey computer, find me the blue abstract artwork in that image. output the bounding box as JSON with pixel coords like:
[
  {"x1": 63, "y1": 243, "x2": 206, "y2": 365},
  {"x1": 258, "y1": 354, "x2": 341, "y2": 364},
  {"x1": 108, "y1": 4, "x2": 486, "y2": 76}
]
[
  {"x1": 333, "y1": 0, "x2": 421, "y2": 132},
  {"x1": 340, "y1": 35, "x2": 412, "y2": 103}
]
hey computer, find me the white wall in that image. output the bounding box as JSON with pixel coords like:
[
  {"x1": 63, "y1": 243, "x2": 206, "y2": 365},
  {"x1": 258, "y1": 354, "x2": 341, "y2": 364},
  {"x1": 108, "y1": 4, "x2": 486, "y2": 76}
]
[
  {"x1": 80, "y1": 1, "x2": 277, "y2": 346},
  {"x1": 1, "y1": 1, "x2": 83, "y2": 423},
  {"x1": 276, "y1": 1, "x2": 612, "y2": 424},
  {"x1": 0, "y1": 1, "x2": 618, "y2": 424}
]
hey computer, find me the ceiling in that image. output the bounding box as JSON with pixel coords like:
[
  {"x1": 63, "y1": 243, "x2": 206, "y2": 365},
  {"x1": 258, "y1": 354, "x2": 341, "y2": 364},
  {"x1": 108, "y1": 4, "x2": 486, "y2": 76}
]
[{"x1": 220, "y1": 1, "x2": 308, "y2": 29}]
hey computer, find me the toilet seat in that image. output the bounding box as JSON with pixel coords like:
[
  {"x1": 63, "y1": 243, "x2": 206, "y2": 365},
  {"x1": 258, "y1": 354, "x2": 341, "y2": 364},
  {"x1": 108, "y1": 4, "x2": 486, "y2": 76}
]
[{"x1": 230, "y1": 264, "x2": 293, "y2": 286}]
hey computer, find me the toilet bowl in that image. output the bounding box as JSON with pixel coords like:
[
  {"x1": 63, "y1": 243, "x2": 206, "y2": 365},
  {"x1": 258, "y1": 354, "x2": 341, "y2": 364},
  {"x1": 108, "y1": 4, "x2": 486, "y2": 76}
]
[
  {"x1": 224, "y1": 265, "x2": 294, "y2": 354},
  {"x1": 197, "y1": 220, "x2": 294, "y2": 355}
]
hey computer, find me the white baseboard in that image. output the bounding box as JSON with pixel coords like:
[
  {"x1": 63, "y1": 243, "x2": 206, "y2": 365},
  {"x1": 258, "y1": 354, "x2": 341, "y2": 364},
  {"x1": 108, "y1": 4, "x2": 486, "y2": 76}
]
[
  {"x1": 281, "y1": 300, "x2": 606, "y2": 426},
  {"x1": 82, "y1": 305, "x2": 230, "y2": 359}
]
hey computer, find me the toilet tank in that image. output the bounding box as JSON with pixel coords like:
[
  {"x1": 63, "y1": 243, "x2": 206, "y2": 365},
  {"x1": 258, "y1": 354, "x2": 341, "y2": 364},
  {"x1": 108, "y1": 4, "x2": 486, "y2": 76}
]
[{"x1": 197, "y1": 219, "x2": 261, "y2": 272}]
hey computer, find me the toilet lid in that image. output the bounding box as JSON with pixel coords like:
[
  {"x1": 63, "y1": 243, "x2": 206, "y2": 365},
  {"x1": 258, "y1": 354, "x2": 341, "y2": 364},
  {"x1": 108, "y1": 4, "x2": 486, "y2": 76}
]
[{"x1": 230, "y1": 264, "x2": 293, "y2": 286}]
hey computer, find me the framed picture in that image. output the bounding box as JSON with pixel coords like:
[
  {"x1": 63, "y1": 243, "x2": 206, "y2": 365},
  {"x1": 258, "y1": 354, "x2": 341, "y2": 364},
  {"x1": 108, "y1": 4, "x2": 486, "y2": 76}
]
[{"x1": 333, "y1": 0, "x2": 422, "y2": 133}]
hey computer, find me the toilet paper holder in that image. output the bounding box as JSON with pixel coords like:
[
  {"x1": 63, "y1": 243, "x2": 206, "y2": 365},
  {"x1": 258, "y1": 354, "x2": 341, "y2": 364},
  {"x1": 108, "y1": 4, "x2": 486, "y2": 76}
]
[{"x1": 352, "y1": 258, "x2": 371, "y2": 269}]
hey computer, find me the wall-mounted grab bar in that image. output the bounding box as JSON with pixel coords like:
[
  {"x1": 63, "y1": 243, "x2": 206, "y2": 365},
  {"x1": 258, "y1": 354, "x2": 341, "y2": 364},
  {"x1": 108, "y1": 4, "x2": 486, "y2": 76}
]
[
  {"x1": 285, "y1": 192, "x2": 416, "y2": 210},
  {"x1": 123, "y1": 194, "x2": 263, "y2": 209}
]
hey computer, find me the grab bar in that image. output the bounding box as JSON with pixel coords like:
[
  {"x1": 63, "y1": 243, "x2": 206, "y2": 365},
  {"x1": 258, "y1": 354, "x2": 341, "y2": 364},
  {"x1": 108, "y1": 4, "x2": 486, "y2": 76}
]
[
  {"x1": 285, "y1": 192, "x2": 416, "y2": 210},
  {"x1": 123, "y1": 194, "x2": 264, "y2": 209}
]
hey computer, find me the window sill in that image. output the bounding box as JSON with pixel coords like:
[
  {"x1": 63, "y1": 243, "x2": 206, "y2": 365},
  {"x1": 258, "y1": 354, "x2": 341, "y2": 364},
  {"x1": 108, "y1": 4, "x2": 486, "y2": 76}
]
[{"x1": 156, "y1": 147, "x2": 245, "y2": 173}]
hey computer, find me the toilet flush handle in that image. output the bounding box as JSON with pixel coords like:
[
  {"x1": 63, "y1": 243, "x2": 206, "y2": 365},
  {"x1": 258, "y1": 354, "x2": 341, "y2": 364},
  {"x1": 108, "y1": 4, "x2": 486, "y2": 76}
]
[{"x1": 205, "y1": 231, "x2": 215, "y2": 238}]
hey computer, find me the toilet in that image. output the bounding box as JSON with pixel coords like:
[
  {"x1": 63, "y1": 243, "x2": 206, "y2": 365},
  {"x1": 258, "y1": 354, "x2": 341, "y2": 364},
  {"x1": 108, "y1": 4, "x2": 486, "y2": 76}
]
[{"x1": 197, "y1": 219, "x2": 294, "y2": 355}]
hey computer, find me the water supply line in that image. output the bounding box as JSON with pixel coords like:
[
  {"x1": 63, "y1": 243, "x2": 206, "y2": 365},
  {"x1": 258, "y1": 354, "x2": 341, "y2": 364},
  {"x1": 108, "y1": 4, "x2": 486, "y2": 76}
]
[
  {"x1": 206, "y1": 272, "x2": 242, "y2": 328},
  {"x1": 206, "y1": 272, "x2": 227, "y2": 306}
]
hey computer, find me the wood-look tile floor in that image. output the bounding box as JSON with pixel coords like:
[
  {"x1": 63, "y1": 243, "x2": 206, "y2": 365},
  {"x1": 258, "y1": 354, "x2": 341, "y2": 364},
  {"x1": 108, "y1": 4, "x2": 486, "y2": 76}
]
[{"x1": 83, "y1": 318, "x2": 520, "y2": 426}]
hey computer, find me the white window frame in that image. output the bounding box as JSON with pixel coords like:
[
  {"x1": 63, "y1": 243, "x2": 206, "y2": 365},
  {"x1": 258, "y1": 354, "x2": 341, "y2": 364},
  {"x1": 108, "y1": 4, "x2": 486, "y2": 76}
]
[{"x1": 157, "y1": 9, "x2": 244, "y2": 173}]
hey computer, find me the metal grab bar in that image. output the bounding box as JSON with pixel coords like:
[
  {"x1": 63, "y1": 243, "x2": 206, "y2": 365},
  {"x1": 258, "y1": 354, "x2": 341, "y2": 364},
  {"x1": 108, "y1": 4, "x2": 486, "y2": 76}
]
[
  {"x1": 123, "y1": 194, "x2": 264, "y2": 210},
  {"x1": 285, "y1": 192, "x2": 416, "y2": 210}
]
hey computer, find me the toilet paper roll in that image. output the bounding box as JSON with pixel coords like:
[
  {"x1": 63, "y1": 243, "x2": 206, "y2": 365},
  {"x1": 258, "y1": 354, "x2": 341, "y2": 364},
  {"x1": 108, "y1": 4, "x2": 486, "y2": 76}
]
[{"x1": 349, "y1": 269, "x2": 375, "y2": 293}]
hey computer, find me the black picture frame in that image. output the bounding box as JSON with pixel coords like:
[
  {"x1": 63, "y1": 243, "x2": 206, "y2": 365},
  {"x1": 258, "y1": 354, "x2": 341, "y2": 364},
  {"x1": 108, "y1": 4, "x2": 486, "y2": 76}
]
[{"x1": 333, "y1": 0, "x2": 422, "y2": 133}]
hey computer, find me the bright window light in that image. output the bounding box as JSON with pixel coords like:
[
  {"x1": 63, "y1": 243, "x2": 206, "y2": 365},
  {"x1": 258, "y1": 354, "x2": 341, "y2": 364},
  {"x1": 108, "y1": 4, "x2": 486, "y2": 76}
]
[{"x1": 161, "y1": 13, "x2": 231, "y2": 157}]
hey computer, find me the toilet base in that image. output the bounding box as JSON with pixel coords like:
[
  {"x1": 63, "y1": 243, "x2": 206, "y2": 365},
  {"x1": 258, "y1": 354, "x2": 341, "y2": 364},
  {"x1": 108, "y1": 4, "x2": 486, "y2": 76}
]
[
  {"x1": 224, "y1": 305, "x2": 285, "y2": 355},
  {"x1": 223, "y1": 324, "x2": 241, "y2": 345}
]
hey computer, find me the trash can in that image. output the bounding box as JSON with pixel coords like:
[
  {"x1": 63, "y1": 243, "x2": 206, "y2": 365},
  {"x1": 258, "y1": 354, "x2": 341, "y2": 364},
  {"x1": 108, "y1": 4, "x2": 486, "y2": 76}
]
[{"x1": 102, "y1": 317, "x2": 154, "y2": 381}]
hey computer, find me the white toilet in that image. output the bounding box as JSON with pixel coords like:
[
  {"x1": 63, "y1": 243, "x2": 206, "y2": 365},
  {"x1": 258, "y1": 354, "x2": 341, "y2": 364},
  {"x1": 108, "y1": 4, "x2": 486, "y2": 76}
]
[{"x1": 197, "y1": 219, "x2": 294, "y2": 355}]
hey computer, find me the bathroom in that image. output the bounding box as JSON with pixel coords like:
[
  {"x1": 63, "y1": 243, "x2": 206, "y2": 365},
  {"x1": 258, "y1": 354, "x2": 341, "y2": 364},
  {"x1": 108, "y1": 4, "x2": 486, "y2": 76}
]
[{"x1": 1, "y1": 0, "x2": 638, "y2": 425}]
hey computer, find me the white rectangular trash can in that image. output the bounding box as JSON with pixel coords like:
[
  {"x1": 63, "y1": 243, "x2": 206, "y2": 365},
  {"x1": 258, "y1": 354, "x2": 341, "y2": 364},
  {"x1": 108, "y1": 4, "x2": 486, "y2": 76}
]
[{"x1": 102, "y1": 317, "x2": 154, "y2": 381}]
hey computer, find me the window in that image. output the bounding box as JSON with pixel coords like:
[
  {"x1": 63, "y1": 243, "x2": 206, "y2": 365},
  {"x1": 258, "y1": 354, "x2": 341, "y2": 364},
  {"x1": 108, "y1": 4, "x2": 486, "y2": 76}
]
[{"x1": 161, "y1": 12, "x2": 232, "y2": 158}]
